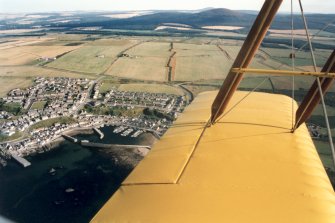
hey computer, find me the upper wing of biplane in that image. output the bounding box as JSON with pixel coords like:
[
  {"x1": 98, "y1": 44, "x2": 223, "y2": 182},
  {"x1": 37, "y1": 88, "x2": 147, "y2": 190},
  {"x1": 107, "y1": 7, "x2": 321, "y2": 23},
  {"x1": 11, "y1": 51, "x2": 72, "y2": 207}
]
[{"x1": 91, "y1": 91, "x2": 335, "y2": 223}]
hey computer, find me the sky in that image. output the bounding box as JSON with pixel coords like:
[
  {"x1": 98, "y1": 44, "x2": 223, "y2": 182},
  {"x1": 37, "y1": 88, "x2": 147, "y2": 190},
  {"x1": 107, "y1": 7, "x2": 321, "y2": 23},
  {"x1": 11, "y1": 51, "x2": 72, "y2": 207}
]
[{"x1": 0, "y1": 0, "x2": 334, "y2": 13}]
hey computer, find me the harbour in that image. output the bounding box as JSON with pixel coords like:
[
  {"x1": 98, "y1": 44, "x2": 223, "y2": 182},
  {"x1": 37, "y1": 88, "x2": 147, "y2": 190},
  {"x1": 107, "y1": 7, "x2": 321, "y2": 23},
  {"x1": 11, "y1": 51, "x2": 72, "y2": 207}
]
[{"x1": 0, "y1": 126, "x2": 156, "y2": 223}]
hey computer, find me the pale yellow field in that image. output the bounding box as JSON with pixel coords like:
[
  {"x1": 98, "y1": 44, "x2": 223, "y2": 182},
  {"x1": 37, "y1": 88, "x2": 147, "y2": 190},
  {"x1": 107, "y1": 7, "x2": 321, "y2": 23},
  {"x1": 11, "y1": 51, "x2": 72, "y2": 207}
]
[
  {"x1": 85, "y1": 38, "x2": 137, "y2": 47},
  {"x1": 118, "y1": 84, "x2": 184, "y2": 95},
  {"x1": 202, "y1": 26, "x2": 244, "y2": 30},
  {"x1": 106, "y1": 42, "x2": 170, "y2": 81},
  {"x1": 174, "y1": 43, "x2": 231, "y2": 81},
  {"x1": 0, "y1": 77, "x2": 33, "y2": 97},
  {"x1": 0, "y1": 37, "x2": 54, "y2": 50},
  {"x1": 126, "y1": 42, "x2": 170, "y2": 57},
  {"x1": 107, "y1": 57, "x2": 168, "y2": 81},
  {"x1": 0, "y1": 66, "x2": 96, "y2": 79},
  {"x1": 0, "y1": 45, "x2": 82, "y2": 66}
]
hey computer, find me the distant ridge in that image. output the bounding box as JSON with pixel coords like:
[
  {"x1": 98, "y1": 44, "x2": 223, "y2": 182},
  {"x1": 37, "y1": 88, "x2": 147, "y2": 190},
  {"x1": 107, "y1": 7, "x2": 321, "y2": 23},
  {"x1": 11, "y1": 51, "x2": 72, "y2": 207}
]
[{"x1": 1, "y1": 8, "x2": 335, "y2": 33}]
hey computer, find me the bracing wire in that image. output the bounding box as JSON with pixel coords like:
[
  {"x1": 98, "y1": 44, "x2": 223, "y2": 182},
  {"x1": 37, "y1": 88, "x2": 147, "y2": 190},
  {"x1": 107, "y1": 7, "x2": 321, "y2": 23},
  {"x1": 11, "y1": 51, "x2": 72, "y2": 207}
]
[
  {"x1": 298, "y1": 0, "x2": 335, "y2": 169},
  {"x1": 276, "y1": 17, "x2": 335, "y2": 71},
  {"x1": 216, "y1": 77, "x2": 268, "y2": 122},
  {"x1": 291, "y1": 0, "x2": 295, "y2": 130}
]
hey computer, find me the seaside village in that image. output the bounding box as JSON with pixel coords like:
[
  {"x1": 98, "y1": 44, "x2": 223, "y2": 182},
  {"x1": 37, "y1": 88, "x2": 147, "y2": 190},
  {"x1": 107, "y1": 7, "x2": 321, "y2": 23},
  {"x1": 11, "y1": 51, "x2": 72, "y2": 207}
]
[{"x1": 0, "y1": 77, "x2": 187, "y2": 168}]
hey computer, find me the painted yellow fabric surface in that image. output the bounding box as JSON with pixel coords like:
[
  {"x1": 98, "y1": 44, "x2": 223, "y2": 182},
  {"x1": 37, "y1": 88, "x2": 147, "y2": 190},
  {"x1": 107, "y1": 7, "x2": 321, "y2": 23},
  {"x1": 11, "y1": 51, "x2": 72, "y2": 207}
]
[{"x1": 92, "y1": 91, "x2": 335, "y2": 223}]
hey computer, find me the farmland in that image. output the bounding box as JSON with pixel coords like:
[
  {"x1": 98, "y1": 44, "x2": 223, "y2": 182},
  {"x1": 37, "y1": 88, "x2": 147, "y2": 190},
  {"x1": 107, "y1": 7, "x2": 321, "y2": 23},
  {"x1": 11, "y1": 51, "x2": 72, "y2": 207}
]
[
  {"x1": 174, "y1": 43, "x2": 231, "y2": 81},
  {"x1": 106, "y1": 42, "x2": 170, "y2": 81},
  {"x1": 46, "y1": 39, "x2": 138, "y2": 74},
  {"x1": 0, "y1": 77, "x2": 32, "y2": 97},
  {"x1": 0, "y1": 45, "x2": 82, "y2": 66},
  {"x1": 0, "y1": 65, "x2": 96, "y2": 79},
  {"x1": 118, "y1": 83, "x2": 184, "y2": 95}
]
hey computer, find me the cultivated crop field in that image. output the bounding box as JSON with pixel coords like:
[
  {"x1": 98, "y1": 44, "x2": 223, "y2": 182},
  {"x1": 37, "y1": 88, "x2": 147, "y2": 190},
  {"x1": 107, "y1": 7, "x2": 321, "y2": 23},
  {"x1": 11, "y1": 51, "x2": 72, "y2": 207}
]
[
  {"x1": 0, "y1": 45, "x2": 82, "y2": 66},
  {"x1": 0, "y1": 37, "x2": 55, "y2": 50},
  {"x1": 173, "y1": 43, "x2": 232, "y2": 81},
  {"x1": 106, "y1": 42, "x2": 170, "y2": 81}
]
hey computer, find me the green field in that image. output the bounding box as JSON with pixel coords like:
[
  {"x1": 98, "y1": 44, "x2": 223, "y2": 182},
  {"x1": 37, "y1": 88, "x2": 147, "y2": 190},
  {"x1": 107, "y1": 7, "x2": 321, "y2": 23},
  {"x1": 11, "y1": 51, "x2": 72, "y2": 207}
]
[
  {"x1": 118, "y1": 84, "x2": 184, "y2": 95},
  {"x1": 314, "y1": 140, "x2": 335, "y2": 170},
  {"x1": 46, "y1": 39, "x2": 138, "y2": 74},
  {"x1": 239, "y1": 77, "x2": 274, "y2": 91},
  {"x1": 30, "y1": 101, "x2": 47, "y2": 110},
  {"x1": 262, "y1": 47, "x2": 333, "y2": 68},
  {"x1": 99, "y1": 82, "x2": 119, "y2": 94}
]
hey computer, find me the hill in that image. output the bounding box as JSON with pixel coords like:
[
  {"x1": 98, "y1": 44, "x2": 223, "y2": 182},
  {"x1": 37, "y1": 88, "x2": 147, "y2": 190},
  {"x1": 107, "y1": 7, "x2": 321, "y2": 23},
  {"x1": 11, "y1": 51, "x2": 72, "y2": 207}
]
[{"x1": 1, "y1": 8, "x2": 335, "y2": 33}]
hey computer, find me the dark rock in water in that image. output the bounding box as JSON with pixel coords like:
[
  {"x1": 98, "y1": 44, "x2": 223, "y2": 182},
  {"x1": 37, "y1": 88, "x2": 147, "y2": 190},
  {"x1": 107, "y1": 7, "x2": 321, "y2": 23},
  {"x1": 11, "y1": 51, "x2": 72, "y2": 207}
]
[
  {"x1": 54, "y1": 200, "x2": 65, "y2": 205},
  {"x1": 49, "y1": 168, "x2": 56, "y2": 174}
]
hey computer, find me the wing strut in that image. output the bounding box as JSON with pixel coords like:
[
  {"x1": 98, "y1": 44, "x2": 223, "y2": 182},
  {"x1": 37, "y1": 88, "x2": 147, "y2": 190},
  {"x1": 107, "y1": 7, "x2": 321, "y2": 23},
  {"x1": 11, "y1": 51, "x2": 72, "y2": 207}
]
[
  {"x1": 210, "y1": 0, "x2": 283, "y2": 124},
  {"x1": 294, "y1": 50, "x2": 335, "y2": 129}
]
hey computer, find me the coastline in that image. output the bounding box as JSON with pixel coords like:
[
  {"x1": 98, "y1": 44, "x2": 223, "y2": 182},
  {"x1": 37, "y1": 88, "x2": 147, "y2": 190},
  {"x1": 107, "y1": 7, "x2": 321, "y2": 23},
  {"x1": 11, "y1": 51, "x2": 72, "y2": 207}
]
[
  {"x1": 18, "y1": 126, "x2": 157, "y2": 160},
  {"x1": 21, "y1": 127, "x2": 95, "y2": 158}
]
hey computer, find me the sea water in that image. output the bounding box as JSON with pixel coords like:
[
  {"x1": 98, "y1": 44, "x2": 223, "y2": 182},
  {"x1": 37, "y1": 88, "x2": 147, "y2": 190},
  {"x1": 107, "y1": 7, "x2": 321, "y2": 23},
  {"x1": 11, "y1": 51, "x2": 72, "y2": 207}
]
[{"x1": 0, "y1": 126, "x2": 148, "y2": 223}]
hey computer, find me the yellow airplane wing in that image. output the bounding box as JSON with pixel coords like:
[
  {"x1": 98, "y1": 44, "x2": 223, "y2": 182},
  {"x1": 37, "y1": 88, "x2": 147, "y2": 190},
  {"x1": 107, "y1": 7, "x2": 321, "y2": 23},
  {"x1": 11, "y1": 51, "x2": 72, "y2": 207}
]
[{"x1": 91, "y1": 91, "x2": 335, "y2": 223}]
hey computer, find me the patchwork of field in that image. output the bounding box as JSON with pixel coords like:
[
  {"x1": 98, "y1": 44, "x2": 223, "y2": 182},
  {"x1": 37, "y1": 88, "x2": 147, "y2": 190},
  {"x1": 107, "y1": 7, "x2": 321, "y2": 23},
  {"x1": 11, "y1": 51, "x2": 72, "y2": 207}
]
[
  {"x1": 173, "y1": 43, "x2": 290, "y2": 81},
  {"x1": 261, "y1": 47, "x2": 332, "y2": 68},
  {"x1": 0, "y1": 37, "x2": 54, "y2": 50},
  {"x1": 1, "y1": 35, "x2": 333, "y2": 94},
  {"x1": 46, "y1": 39, "x2": 138, "y2": 74},
  {"x1": 268, "y1": 29, "x2": 335, "y2": 39},
  {"x1": 106, "y1": 42, "x2": 170, "y2": 81}
]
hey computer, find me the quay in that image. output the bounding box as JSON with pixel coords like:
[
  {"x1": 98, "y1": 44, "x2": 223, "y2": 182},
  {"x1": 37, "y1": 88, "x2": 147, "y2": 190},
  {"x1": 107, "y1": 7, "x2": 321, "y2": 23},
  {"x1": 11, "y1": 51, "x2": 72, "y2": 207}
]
[
  {"x1": 81, "y1": 141, "x2": 151, "y2": 150},
  {"x1": 93, "y1": 127, "x2": 104, "y2": 139},
  {"x1": 62, "y1": 134, "x2": 78, "y2": 143},
  {"x1": 11, "y1": 153, "x2": 31, "y2": 168}
]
